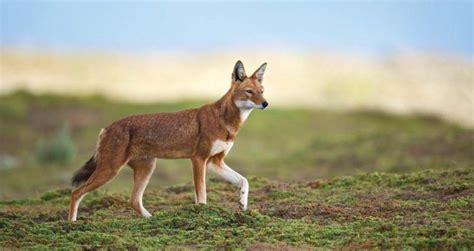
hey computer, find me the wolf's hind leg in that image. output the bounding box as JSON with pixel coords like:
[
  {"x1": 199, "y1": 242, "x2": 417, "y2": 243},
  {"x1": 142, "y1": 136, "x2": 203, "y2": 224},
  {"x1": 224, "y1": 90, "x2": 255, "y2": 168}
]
[
  {"x1": 69, "y1": 141, "x2": 129, "y2": 220},
  {"x1": 128, "y1": 158, "x2": 156, "y2": 218},
  {"x1": 68, "y1": 163, "x2": 124, "y2": 221}
]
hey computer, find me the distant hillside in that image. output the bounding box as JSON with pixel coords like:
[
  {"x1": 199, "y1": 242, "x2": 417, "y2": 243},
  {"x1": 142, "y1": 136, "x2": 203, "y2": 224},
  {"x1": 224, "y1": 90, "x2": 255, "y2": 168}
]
[
  {"x1": 1, "y1": 49, "x2": 472, "y2": 126},
  {"x1": 1, "y1": 169, "x2": 473, "y2": 249}
]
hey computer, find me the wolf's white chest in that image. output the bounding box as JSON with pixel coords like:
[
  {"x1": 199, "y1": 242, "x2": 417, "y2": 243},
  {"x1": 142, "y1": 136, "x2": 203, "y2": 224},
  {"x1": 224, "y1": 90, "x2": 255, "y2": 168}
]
[{"x1": 210, "y1": 140, "x2": 234, "y2": 156}]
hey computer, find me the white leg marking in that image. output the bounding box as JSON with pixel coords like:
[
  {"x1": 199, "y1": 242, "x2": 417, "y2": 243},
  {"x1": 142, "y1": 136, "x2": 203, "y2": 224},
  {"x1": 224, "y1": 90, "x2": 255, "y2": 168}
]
[
  {"x1": 134, "y1": 181, "x2": 152, "y2": 218},
  {"x1": 71, "y1": 193, "x2": 86, "y2": 222},
  {"x1": 131, "y1": 165, "x2": 155, "y2": 218},
  {"x1": 207, "y1": 162, "x2": 249, "y2": 210}
]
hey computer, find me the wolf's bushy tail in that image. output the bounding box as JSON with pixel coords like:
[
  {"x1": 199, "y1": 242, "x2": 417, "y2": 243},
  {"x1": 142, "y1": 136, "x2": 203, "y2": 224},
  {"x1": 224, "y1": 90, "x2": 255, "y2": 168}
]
[{"x1": 72, "y1": 154, "x2": 97, "y2": 187}]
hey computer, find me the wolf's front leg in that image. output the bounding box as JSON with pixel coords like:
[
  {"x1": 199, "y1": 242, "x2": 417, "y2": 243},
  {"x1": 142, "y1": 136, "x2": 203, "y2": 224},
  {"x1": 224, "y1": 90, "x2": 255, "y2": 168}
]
[
  {"x1": 191, "y1": 157, "x2": 207, "y2": 204},
  {"x1": 208, "y1": 161, "x2": 249, "y2": 210}
]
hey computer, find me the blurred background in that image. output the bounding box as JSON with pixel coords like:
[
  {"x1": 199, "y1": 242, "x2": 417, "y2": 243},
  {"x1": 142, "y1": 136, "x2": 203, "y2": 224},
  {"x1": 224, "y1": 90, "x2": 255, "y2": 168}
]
[{"x1": 0, "y1": 1, "x2": 472, "y2": 199}]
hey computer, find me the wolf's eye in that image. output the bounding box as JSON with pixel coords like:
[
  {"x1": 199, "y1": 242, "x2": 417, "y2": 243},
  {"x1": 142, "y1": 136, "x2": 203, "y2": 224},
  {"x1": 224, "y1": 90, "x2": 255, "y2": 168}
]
[{"x1": 245, "y1": 90, "x2": 253, "y2": 95}]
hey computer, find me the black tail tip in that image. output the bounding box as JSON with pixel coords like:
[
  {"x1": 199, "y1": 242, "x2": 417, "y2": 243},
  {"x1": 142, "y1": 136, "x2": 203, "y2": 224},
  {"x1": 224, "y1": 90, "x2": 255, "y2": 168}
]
[
  {"x1": 71, "y1": 155, "x2": 97, "y2": 187},
  {"x1": 71, "y1": 177, "x2": 83, "y2": 187}
]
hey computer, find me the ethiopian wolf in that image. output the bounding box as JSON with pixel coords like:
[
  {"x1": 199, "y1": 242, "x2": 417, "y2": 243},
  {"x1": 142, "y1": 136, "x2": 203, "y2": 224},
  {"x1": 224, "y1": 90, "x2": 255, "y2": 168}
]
[{"x1": 69, "y1": 61, "x2": 268, "y2": 221}]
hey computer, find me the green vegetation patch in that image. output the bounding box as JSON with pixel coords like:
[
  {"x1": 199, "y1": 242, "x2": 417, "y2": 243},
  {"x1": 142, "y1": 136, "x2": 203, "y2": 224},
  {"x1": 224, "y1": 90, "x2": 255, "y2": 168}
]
[{"x1": 1, "y1": 169, "x2": 473, "y2": 249}]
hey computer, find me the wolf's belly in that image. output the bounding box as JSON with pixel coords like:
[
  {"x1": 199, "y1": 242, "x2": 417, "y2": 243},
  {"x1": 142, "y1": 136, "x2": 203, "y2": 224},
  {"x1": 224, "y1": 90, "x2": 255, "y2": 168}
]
[
  {"x1": 130, "y1": 142, "x2": 194, "y2": 159},
  {"x1": 128, "y1": 133, "x2": 196, "y2": 159}
]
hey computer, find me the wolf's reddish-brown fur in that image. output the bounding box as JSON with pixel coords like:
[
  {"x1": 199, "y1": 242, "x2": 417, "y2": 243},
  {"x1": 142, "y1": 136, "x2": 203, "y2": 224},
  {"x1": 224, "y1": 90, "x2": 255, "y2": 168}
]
[{"x1": 69, "y1": 61, "x2": 268, "y2": 221}]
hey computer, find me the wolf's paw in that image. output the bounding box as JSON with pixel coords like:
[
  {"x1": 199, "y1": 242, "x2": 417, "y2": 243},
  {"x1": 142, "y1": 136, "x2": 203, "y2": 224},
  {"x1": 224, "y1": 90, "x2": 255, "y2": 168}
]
[
  {"x1": 141, "y1": 210, "x2": 152, "y2": 218},
  {"x1": 239, "y1": 202, "x2": 248, "y2": 211}
]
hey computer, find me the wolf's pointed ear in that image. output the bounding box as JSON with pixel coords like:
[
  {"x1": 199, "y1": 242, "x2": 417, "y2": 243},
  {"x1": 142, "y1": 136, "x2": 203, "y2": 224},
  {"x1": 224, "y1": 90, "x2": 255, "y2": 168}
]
[
  {"x1": 251, "y1": 62, "x2": 267, "y2": 82},
  {"x1": 232, "y1": 60, "x2": 246, "y2": 82}
]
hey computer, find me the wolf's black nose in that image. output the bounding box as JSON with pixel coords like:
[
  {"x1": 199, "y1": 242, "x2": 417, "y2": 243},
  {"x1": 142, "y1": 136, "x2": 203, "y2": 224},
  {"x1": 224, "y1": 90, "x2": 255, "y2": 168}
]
[{"x1": 262, "y1": 101, "x2": 269, "y2": 109}]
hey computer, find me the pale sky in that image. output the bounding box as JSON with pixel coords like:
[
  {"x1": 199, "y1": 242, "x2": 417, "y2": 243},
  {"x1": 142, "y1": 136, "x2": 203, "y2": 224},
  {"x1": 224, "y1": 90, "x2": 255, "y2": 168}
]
[{"x1": 1, "y1": 1, "x2": 472, "y2": 56}]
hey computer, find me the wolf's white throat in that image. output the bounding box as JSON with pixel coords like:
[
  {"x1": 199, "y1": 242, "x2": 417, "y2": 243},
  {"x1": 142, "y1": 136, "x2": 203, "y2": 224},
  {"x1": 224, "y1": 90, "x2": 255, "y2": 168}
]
[
  {"x1": 239, "y1": 108, "x2": 253, "y2": 122},
  {"x1": 234, "y1": 100, "x2": 255, "y2": 123}
]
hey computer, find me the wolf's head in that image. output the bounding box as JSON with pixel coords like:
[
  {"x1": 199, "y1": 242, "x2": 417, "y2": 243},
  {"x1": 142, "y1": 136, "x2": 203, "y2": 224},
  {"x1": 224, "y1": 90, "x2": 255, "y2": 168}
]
[{"x1": 231, "y1": 61, "x2": 268, "y2": 110}]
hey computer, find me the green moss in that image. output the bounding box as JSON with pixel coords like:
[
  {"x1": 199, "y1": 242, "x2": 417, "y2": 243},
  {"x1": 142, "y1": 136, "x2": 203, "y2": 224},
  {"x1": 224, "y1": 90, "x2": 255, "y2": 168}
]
[
  {"x1": 1, "y1": 169, "x2": 473, "y2": 249},
  {"x1": 40, "y1": 188, "x2": 71, "y2": 202}
]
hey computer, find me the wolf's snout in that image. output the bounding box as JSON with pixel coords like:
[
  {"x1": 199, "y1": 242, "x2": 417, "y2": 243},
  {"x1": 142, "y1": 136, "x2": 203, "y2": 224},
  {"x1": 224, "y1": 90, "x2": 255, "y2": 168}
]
[{"x1": 262, "y1": 101, "x2": 269, "y2": 109}]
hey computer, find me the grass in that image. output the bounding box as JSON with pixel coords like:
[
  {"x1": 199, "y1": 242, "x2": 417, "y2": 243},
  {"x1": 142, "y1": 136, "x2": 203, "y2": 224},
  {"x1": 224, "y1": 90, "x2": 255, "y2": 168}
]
[
  {"x1": 0, "y1": 90, "x2": 473, "y2": 199},
  {"x1": 1, "y1": 169, "x2": 473, "y2": 249}
]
